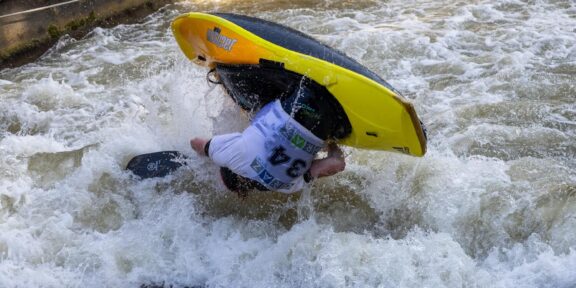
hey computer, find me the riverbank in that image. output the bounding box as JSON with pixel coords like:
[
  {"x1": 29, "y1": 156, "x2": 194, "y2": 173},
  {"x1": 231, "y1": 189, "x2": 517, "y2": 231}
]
[{"x1": 0, "y1": 0, "x2": 177, "y2": 69}]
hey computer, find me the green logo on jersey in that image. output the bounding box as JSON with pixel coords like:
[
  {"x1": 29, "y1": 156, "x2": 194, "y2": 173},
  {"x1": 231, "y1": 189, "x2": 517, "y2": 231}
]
[{"x1": 291, "y1": 134, "x2": 306, "y2": 148}]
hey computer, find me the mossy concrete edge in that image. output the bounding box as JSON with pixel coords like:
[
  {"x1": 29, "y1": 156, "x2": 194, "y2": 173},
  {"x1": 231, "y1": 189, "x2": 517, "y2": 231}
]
[{"x1": 0, "y1": 0, "x2": 178, "y2": 69}]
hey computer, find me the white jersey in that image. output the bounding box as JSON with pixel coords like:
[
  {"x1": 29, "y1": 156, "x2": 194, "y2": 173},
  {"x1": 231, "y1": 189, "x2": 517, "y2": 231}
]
[{"x1": 208, "y1": 100, "x2": 324, "y2": 193}]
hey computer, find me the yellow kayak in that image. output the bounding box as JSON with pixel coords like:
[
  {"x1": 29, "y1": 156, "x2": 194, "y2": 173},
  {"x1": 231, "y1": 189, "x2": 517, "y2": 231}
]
[{"x1": 172, "y1": 12, "x2": 427, "y2": 156}]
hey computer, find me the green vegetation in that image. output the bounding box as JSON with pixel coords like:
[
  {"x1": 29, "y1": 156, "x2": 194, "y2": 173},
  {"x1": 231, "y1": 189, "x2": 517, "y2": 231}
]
[
  {"x1": 0, "y1": 39, "x2": 42, "y2": 61},
  {"x1": 47, "y1": 25, "x2": 60, "y2": 39},
  {"x1": 65, "y1": 11, "x2": 96, "y2": 31}
]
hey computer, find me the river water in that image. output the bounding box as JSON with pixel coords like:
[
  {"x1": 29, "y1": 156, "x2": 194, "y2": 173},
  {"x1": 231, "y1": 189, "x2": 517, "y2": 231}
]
[{"x1": 0, "y1": 0, "x2": 575, "y2": 287}]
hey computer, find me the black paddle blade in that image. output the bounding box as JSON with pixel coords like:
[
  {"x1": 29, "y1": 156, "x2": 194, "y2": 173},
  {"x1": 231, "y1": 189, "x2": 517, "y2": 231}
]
[{"x1": 126, "y1": 151, "x2": 188, "y2": 179}]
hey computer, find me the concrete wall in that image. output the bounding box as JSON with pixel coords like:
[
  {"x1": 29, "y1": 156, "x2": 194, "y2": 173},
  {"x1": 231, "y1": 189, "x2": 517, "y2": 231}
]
[{"x1": 0, "y1": 0, "x2": 176, "y2": 68}]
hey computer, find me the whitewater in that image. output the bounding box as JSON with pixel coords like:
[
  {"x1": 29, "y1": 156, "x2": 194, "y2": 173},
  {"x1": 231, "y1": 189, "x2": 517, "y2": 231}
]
[{"x1": 0, "y1": 0, "x2": 575, "y2": 287}]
